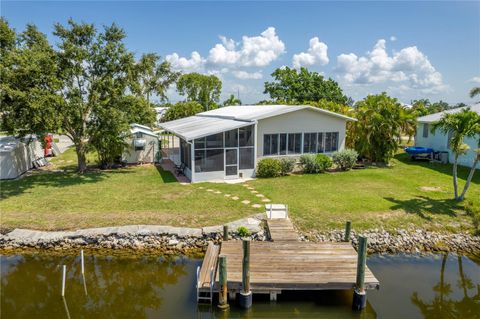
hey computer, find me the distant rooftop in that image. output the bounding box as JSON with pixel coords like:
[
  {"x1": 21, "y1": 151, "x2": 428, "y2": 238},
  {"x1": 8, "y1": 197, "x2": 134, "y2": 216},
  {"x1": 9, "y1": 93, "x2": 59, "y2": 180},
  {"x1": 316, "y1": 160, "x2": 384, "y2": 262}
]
[{"x1": 418, "y1": 103, "x2": 480, "y2": 123}]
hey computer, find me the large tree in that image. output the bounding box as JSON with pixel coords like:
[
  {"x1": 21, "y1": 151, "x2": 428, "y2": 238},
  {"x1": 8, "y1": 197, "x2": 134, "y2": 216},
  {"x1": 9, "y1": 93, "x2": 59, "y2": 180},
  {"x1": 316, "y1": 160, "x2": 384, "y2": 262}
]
[
  {"x1": 431, "y1": 108, "x2": 480, "y2": 201},
  {"x1": 1, "y1": 19, "x2": 62, "y2": 138},
  {"x1": 351, "y1": 93, "x2": 412, "y2": 163},
  {"x1": 54, "y1": 20, "x2": 154, "y2": 172},
  {"x1": 264, "y1": 67, "x2": 347, "y2": 104},
  {"x1": 176, "y1": 73, "x2": 222, "y2": 111},
  {"x1": 133, "y1": 53, "x2": 179, "y2": 105},
  {"x1": 162, "y1": 101, "x2": 203, "y2": 122}
]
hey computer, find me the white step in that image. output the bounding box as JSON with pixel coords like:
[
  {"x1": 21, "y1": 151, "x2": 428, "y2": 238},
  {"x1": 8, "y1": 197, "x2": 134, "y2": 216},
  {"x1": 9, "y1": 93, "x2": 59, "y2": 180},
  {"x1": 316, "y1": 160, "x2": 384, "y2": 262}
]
[{"x1": 265, "y1": 204, "x2": 286, "y2": 211}]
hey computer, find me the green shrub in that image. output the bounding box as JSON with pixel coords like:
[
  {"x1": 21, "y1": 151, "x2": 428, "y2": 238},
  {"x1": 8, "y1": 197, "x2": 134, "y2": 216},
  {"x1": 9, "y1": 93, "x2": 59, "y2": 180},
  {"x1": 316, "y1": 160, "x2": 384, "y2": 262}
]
[
  {"x1": 332, "y1": 149, "x2": 358, "y2": 171},
  {"x1": 237, "y1": 226, "x2": 250, "y2": 237},
  {"x1": 279, "y1": 157, "x2": 296, "y2": 176},
  {"x1": 300, "y1": 154, "x2": 319, "y2": 173},
  {"x1": 316, "y1": 154, "x2": 332, "y2": 172},
  {"x1": 300, "y1": 154, "x2": 332, "y2": 173},
  {"x1": 256, "y1": 158, "x2": 281, "y2": 178}
]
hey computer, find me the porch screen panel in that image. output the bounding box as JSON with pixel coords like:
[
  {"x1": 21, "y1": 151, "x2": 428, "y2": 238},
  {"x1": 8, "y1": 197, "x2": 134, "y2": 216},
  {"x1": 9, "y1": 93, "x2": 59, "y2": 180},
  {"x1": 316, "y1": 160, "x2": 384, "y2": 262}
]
[
  {"x1": 239, "y1": 147, "x2": 254, "y2": 169},
  {"x1": 239, "y1": 125, "x2": 254, "y2": 147}
]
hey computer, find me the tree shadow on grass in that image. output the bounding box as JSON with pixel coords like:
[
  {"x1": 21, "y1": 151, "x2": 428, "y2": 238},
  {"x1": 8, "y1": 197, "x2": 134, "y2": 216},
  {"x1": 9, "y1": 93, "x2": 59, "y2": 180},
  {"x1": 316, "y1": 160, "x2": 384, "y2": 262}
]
[
  {"x1": 155, "y1": 165, "x2": 178, "y2": 184},
  {"x1": 0, "y1": 169, "x2": 134, "y2": 201},
  {"x1": 395, "y1": 153, "x2": 479, "y2": 185},
  {"x1": 384, "y1": 195, "x2": 460, "y2": 220}
]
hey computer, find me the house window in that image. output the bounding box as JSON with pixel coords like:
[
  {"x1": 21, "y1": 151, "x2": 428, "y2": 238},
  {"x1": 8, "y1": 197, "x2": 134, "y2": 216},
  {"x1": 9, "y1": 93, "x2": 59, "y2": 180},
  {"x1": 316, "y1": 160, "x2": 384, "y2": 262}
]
[
  {"x1": 263, "y1": 134, "x2": 279, "y2": 155},
  {"x1": 279, "y1": 134, "x2": 287, "y2": 155},
  {"x1": 325, "y1": 132, "x2": 339, "y2": 152},
  {"x1": 288, "y1": 133, "x2": 302, "y2": 154},
  {"x1": 423, "y1": 124, "x2": 429, "y2": 138},
  {"x1": 317, "y1": 133, "x2": 324, "y2": 153},
  {"x1": 303, "y1": 133, "x2": 318, "y2": 153}
]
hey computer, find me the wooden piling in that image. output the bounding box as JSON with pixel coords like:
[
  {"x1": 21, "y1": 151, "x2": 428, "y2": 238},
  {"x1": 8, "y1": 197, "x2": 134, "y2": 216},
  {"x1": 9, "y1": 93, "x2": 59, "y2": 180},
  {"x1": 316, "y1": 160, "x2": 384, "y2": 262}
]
[
  {"x1": 353, "y1": 236, "x2": 368, "y2": 310},
  {"x1": 239, "y1": 239, "x2": 252, "y2": 309},
  {"x1": 223, "y1": 225, "x2": 229, "y2": 241},
  {"x1": 217, "y1": 255, "x2": 229, "y2": 310},
  {"x1": 61, "y1": 265, "x2": 66, "y2": 297},
  {"x1": 344, "y1": 221, "x2": 352, "y2": 242}
]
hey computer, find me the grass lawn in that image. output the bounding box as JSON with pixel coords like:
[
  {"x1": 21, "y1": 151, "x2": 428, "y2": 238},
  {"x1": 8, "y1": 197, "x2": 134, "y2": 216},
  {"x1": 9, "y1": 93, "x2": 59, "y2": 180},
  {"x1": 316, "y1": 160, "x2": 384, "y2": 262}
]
[
  {"x1": 252, "y1": 153, "x2": 480, "y2": 234},
  {"x1": 1, "y1": 148, "x2": 479, "y2": 234},
  {"x1": 0, "y1": 149, "x2": 260, "y2": 231}
]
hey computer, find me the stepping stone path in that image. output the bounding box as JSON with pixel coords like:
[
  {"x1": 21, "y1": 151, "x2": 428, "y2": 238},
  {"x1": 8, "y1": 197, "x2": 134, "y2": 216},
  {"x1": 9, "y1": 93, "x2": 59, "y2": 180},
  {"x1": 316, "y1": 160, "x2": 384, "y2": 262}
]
[
  {"x1": 251, "y1": 204, "x2": 262, "y2": 208},
  {"x1": 241, "y1": 200, "x2": 251, "y2": 205}
]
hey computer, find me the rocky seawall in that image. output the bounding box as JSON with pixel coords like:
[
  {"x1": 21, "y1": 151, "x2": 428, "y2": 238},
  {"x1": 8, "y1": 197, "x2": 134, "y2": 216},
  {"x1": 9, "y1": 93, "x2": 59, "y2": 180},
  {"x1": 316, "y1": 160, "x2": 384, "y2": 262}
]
[
  {"x1": 303, "y1": 229, "x2": 480, "y2": 255},
  {"x1": 1, "y1": 215, "x2": 479, "y2": 255}
]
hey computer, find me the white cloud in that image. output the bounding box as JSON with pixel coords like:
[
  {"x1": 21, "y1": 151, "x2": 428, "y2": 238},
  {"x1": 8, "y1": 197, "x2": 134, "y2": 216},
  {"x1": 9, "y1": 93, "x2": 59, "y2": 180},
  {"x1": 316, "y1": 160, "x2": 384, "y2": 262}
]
[
  {"x1": 336, "y1": 39, "x2": 446, "y2": 93},
  {"x1": 165, "y1": 51, "x2": 205, "y2": 72},
  {"x1": 232, "y1": 70, "x2": 263, "y2": 80},
  {"x1": 390, "y1": 36, "x2": 397, "y2": 42},
  {"x1": 207, "y1": 27, "x2": 285, "y2": 67},
  {"x1": 292, "y1": 37, "x2": 329, "y2": 68},
  {"x1": 468, "y1": 76, "x2": 480, "y2": 84}
]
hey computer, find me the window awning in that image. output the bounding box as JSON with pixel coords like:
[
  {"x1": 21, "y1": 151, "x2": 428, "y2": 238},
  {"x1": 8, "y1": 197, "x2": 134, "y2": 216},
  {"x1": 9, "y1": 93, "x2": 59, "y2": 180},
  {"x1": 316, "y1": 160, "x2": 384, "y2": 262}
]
[{"x1": 158, "y1": 116, "x2": 254, "y2": 141}]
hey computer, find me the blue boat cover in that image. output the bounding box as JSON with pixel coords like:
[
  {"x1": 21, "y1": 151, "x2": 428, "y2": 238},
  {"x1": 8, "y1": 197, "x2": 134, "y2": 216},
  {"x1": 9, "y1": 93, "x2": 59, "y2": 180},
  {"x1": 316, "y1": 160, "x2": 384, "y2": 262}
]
[{"x1": 405, "y1": 147, "x2": 434, "y2": 155}]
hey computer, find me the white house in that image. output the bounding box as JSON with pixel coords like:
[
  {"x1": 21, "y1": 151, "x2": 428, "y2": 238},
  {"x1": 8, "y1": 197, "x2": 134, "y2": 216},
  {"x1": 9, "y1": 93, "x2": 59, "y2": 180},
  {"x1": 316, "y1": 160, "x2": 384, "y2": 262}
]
[
  {"x1": 122, "y1": 124, "x2": 159, "y2": 164},
  {"x1": 159, "y1": 105, "x2": 356, "y2": 182},
  {"x1": 415, "y1": 103, "x2": 480, "y2": 168}
]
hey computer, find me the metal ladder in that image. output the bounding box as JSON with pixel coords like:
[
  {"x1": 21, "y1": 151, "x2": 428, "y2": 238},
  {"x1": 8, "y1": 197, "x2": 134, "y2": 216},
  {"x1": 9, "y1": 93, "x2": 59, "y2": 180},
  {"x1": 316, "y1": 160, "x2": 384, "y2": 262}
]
[{"x1": 196, "y1": 266, "x2": 215, "y2": 304}]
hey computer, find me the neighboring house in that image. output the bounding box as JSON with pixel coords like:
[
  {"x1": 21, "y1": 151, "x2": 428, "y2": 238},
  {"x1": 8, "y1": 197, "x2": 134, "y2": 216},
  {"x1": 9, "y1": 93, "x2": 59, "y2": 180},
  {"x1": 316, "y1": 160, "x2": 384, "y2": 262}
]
[
  {"x1": 159, "y1": 105, "x2": 356, "y2": 182},
  {"x1": 415, "y1": 104, "x2": 480, "y2": 168},
  {"x1": 0, "y1": 135, "x2": 43, "y2": 180},
  {"x1": 122, "y1": 124, "x2": 159, "y2": 164}
]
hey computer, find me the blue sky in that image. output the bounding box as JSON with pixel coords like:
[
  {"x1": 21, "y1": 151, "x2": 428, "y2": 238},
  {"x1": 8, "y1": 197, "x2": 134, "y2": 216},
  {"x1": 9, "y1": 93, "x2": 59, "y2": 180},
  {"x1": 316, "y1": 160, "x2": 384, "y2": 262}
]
[{"x1": 2, "y1": 1, "x2": 479, "y2": 105}]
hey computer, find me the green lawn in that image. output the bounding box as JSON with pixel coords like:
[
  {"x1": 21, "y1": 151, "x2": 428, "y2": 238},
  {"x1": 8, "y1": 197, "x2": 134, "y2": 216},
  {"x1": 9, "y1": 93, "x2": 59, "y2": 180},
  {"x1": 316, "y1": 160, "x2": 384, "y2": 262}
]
[
  {"x1": 252, "y1": 153, "x2": 480, "y2": 234},
  {"x1": 1, "y1": 149, "x2": 479, "y2": 234}
]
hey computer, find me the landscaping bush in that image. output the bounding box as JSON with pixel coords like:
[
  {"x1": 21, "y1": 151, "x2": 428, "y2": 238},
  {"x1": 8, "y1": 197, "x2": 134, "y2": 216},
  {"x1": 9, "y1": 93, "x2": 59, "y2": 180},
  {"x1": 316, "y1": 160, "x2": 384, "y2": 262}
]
[
  {"x1": 315, "y1": 154, "x2": 333, "y2": 172},
  {"x1": 300, "y1": 154, "x2": 319, "y2": 173},
  {"x1": 256, "y1": 158, "x2": 281, "y2": 178},
  {"x1": 332, "y1": 149, "x2": 358, "y2": 171},
  {"x1": 279, "y1": 157, "x2": 296, "y2": 176},
  {"x1": 300, "y1": 154, "x2": 332, "y2": 173}
]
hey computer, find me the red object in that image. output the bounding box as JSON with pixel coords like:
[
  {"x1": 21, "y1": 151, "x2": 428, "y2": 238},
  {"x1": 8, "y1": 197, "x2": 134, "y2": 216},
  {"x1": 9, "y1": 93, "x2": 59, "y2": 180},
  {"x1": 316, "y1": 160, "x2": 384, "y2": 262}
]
[{"x1": 44, "y1": 134, "x2": 53, "y2": 157}]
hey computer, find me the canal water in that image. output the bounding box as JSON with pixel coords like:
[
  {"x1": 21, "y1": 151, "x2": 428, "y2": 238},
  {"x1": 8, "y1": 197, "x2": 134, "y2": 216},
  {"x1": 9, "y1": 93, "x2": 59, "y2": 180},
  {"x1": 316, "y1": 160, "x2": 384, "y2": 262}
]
[{"x1": 1, "y1": 252, "x2": 479, "y2": 318}]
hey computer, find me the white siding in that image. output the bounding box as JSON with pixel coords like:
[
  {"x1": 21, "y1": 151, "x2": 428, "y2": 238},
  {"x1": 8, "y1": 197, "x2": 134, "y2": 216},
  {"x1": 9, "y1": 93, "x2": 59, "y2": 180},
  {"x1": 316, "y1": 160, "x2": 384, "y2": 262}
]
[
  {"x1": 256, "y1": 108, "x2": 347, "y2": 158},
  {"x1": 122, "y1": 134, "x2": 159, "y2": 164}
]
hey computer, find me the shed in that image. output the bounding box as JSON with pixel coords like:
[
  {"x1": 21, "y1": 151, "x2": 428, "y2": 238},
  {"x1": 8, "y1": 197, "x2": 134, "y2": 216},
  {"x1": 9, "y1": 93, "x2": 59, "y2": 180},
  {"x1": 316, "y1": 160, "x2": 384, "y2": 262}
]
[{"x1": 122, "y1": 124, "x2": 160, "y2": 164}]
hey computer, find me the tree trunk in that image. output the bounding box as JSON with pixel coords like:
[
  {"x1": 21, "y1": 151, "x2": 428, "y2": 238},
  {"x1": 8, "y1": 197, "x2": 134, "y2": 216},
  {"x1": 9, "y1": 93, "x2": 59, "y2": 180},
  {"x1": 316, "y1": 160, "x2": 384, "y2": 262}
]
[
  {"x1": 458, "y1": 156, "x2": 479, "y2": 201},
  {"x1": 75, "y1": 142, "x2": 88, "y2": 174},
  {"x1": 453, "y1": 154, "x2": 459, "y2": 200}
]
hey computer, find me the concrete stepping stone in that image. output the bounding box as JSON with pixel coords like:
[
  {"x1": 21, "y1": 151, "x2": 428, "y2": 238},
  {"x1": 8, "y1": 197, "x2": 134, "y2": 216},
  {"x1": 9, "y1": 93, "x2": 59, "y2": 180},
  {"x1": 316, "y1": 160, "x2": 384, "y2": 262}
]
[
  {"x1": 231, "y1": 196, "x2": 239, "y2": 200},
  {"x1": 224, "y1": 194, "x2": 231, "y2": 197},
  {"x1": 241, "y1": 200, "x2": 251, "y2": 205},
  {"x1": 198, "y1": 186, "x2": 205, "y2": 189},
  {"x1": 247, "y1": 187, "x2": 255, "y2": 190},
  {"x1": 261, "y1": 198, "x2": 271, "y2": 202},
  {"x1": 251, "y1": 204, "x2": 262, "y2": 208},
  {"x1": 214, "y1": 190, "x2": 222, "y2": 194},
  {"x1": 206, "y1": 189, "x2": 214, "y2": 192},
  {"x1": 256, "y1": 194, "x2": 265, "y2": 198},
  {"x1": 242, "y1": 184, "x2": 250, "y2": 187},
  {"x1": 250, "y1": 190, "x2": 258, "y2": 194}
]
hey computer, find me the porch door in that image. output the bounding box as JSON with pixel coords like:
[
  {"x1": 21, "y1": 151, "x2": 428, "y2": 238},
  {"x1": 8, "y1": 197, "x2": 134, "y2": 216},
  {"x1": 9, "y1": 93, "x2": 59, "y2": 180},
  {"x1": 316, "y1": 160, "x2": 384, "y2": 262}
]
[{"x1": 225, "y1": 148, "x2": 238, "y2": 178}]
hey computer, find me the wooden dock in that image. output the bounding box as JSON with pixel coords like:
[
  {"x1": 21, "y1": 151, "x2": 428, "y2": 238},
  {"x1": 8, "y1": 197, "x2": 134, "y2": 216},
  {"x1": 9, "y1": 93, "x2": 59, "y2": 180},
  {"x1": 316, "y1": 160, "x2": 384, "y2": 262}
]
[{"x1": 197, "y1": 207, "x2": 380, "y2": 302}]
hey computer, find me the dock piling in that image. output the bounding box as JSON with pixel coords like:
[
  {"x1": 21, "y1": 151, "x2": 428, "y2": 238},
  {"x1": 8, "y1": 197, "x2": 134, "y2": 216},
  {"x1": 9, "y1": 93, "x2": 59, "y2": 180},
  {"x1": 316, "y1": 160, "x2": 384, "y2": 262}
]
[
  {"x1": 344, "y1": 221, "x2": 351, "y2": 242},
  {"x1": 217, "y1": 255, "x2": 229, "y2": 310},
  {"x1": 223, "y1": 225, "x2": 229, "y2": 241},
  {"x1": 61, "y1": 265, "x2": 66, "y2": 297},
  {"x1": 352, "y1": 236, "x2": 368, "y2": 310},
  {"x1": 239, "y1": 239, "x2": 252, "y2": 309}
]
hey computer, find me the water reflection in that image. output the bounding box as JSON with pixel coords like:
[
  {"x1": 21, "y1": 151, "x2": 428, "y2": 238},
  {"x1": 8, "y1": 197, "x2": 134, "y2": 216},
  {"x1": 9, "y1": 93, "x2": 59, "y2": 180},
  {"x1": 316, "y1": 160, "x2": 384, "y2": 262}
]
[
  {"x1": 1, "y1": 253, "x2": 479, "y2": 319},
  {"x1": 411, "y1": 253, "x2": 480, "y2": 319}
]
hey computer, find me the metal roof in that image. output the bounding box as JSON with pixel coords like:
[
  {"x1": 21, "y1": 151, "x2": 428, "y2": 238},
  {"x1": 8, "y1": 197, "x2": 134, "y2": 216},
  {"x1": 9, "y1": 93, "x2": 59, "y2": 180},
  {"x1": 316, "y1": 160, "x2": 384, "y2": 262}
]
[
  {"x1": 159, "y1": 104, "x2": 356, "y2": 141},
  {"x1": 129, "y1": 123, "x2": 158, "y2": 138},
  {"x1": 198, "y1": 104, "x2": 356, "y2": 122},
  {"x1": 159, "y1": 116, "x2": 253, "y2": 141},
  {"x1": 417, "y1": 103, "x2": 480, "y2": 123}
]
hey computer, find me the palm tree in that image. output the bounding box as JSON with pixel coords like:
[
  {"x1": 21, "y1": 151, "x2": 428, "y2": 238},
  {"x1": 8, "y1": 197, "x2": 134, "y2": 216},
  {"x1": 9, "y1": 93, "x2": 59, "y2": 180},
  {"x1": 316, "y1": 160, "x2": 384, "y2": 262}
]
[
  {"x1": 470, "y1": 87, "x2": 480, "y2": 99},
  {"x1": 431, "y1": 108, "x2": 480, "y2": 200},
  {"x1": 223, "y1": 94, "x2": 242, "y2": 106}
]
